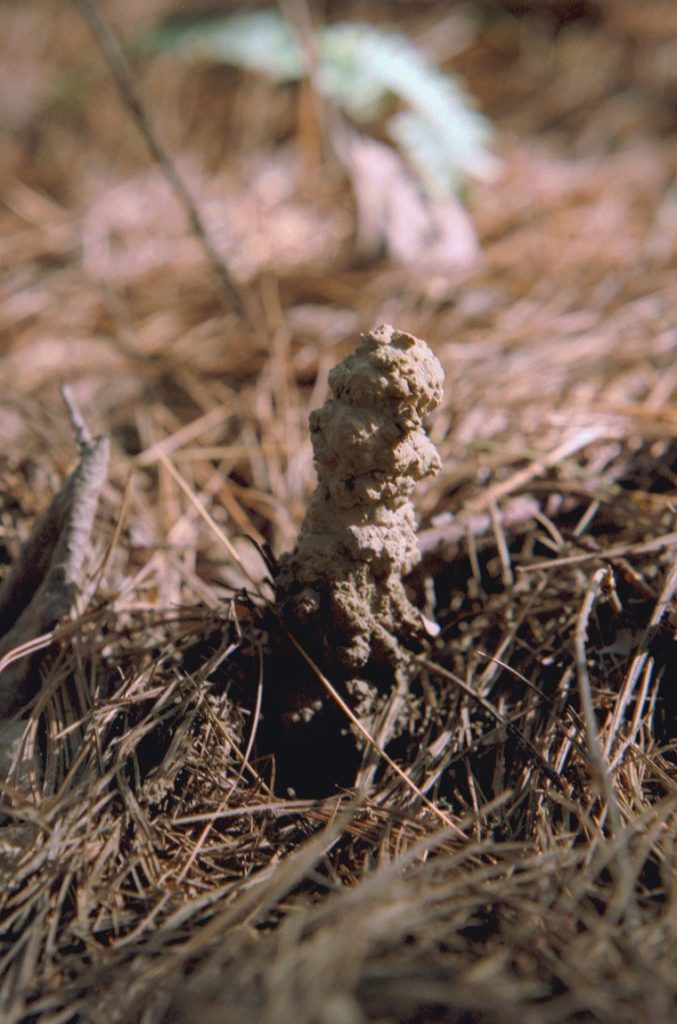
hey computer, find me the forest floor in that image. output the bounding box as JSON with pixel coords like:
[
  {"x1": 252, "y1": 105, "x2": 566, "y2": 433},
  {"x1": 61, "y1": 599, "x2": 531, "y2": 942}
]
[{"x1": 0, "y1": 2, "x2": 675, "y2": 1022}]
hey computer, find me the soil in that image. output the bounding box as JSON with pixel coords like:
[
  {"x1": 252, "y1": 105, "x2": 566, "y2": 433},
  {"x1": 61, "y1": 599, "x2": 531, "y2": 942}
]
[{"x1": 0, "y1": 2, "x2": 675, "y2": 1023}]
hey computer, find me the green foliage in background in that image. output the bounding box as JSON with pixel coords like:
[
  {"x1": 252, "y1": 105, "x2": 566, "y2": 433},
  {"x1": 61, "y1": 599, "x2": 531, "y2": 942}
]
[{"x1": 152, "y1": 10, "x2": 498, "y2": 199}]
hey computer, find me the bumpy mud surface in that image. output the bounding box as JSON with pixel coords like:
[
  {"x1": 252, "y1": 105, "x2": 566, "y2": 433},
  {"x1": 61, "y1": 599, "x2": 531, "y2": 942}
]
[{"x1": 276, "y1": 325, "x2": 443, "y2": 673}]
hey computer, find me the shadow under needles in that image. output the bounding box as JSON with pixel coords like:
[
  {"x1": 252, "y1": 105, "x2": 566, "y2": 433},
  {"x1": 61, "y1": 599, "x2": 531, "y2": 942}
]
[{"x1": 0, "y1": 459, "x2": 675, "y2": 1024}]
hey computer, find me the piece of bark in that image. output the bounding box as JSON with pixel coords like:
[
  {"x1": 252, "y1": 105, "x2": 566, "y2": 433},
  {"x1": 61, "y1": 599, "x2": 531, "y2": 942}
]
[{"x1": 0, "y1": 434, "x2": 109, "y2": 722}]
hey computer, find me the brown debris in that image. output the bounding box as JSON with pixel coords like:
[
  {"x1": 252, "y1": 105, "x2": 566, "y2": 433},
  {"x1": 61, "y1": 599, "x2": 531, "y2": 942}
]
[
  {"x1": 0, "y1": 420, "x2": 108, "y2": 724},
  {"x1": 0, "y1": 1, "x2": 676, "y2": 1022}
]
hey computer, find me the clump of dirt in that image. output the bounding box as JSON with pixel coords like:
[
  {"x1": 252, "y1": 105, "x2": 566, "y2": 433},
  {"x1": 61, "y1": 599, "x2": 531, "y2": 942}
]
[
  {"x1": 276, "y1": 324, "x2": 443, "y2": 672},
  {"x1": 263, "y1": 326, "x2": 443, "y2": 793}
]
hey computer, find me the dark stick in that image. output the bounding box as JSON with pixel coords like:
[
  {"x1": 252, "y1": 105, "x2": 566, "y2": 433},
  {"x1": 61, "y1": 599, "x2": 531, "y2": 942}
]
[
  {"x1": 0, "y1": 391, "x2": 109, "y2": 722},
  {"x1": 73, "y1": 0, "x2": 247, "y2": 320}
]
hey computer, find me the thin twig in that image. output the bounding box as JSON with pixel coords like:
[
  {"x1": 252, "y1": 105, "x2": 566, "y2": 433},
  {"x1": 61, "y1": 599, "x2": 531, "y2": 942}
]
[
  {"x1": 157, "y1": 452, "x2": 268, "y2": 597},
  {"x1": 574, "y1": 568, "x2": 621, "y2": 833},
  {"x1": 61, "y1": 384, "x2": 92, "y2": 447},
  {"x1": 518, "y1": 531, "x2": 677, "y2": 572},
  {"x1": 72, "y1": 0, "x2": 246, "y2": 320}
]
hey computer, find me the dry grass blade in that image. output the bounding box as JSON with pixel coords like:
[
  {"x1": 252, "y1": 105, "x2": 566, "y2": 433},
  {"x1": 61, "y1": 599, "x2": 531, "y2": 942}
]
[
  {"x1": 157, "y1": 451, "x2": 270, "y2": 596},
  {"x1": 574, "y1": 567, "x2": 621, "y2": 830}
]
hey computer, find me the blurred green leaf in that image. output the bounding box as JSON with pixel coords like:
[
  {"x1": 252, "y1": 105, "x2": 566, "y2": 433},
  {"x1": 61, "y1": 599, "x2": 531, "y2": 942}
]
[
  {"x1": 152, "y1": 10, "x2": 499, "y2": 197},
  {"x1": 153, "y1": 10, "x2": 303, "y2": 81}
]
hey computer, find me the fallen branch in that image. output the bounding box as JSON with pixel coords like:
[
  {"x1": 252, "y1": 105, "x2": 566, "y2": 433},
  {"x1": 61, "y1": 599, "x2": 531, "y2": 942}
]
[{"x1": 0, "y1": 394, "x2": 109, "y2": 723}]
